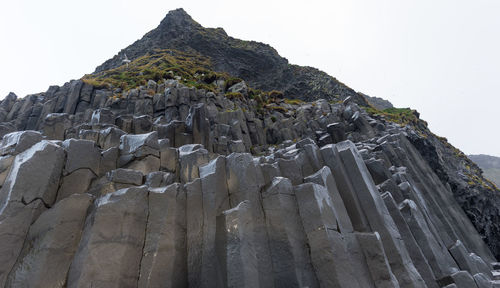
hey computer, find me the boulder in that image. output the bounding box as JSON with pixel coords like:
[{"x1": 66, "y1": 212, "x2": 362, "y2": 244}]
[
  {"x1": 125, "y1": 155, "x2": 160, "y2": 175},
  {"x1": 132, "y1": 115, "x2": 153, "y2": 134},
  {"x1": 145, "y1": 171, "x2": 174, "y2": 188},
  {"x1": 227, "y1": 81, "x2": 248, "y2": 96},
  {"x1": 56, "y1": 169, "x2": 96, "y2": 202},
  {"x1": 327, "y1": 122, "x2": 346, "y2": 143},
  {"x1": 63, "y1": 139, "x2": 101, "y2": 175},
  {"x1": 0, "y1": 130, "x2": 43, "y2": 156},
  {"x1": 90, "y1": 108, "x2": 114, "y2": 125},
  {"x1": 43, "y1": 113, "x2": 72, "y2": 140},
  {"x1": 98, "y1": 127, "x2": 126, "y2": 150},
  {"x1": 119, "y1": 131, "x2": 159, "y2": 157},
  {"x1": 116, "y1": 115, "x2": 133, "y2": 133},
  {"x1": 107, "y1": 168, "x2": 143, "y2": 186},
  {"x1": 0, "y1": 140, "x2": 65, "y2": 215}
]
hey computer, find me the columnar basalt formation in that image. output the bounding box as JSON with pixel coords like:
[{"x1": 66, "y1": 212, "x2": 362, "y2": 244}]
[{"x1": 0, "y1": 8, "x2": 499, "y2": 288}]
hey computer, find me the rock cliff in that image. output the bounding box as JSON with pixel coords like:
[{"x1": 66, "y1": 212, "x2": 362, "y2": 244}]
[{"x1": 0, "y1": 8, "x2": 499, "y2": 288}]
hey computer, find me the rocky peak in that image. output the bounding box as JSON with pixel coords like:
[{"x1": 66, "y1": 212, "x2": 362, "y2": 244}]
[
  {"x1": 95, "y1": 9, "x2": 368, "y2": 105},
  {"x1": 155, "y1": 8, "x2": 202, "y2": 37},
  {"x1": 159, "y1": 8, "x2": 195, "y2": 25}
]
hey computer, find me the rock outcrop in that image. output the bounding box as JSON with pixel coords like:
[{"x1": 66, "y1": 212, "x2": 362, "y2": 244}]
[
  {"x1": 94, "y1": 8, "x2": 368, "y2": 105},
  {"x1": 0, "y1": 8, "x2": 498, "y2": 288}
]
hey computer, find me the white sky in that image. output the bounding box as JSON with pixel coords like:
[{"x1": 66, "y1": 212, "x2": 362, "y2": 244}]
[{"x1": 1, "y1": 0, "x2": 499, "y2": 156}]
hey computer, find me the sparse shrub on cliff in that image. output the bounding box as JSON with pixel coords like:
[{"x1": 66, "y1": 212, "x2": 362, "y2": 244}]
[
  {"x1": 269, "y1": 90, "x2": 284, "y2": 99},
  {"x1": 225, "y1": 92, "x2": 244, "y2": 100}
]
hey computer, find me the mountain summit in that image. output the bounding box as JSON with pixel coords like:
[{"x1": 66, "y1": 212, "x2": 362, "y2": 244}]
[{"x1": 96, "y1": 8, "x2": 368, "y2": 105}]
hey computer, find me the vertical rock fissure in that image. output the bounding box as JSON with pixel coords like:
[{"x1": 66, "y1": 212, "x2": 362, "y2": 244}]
[{"x1": 137, "y1": 189, "x2": 151, "y2": 287}]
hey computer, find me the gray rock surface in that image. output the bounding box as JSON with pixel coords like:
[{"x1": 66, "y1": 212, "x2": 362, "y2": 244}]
[
  {"x1": 68, "y1": 186, "x2": 148, "y2": 288},
  {"x1": 356, "y1": 231, "x2": 401, "y2": 288},
  {"x1": 138, "y1": 184, "x2": 187, "y2": 288},
  {"x1": 6, "y1": 194, "x2": 92, "y2": 288},
  {"x1": 263, "y1": 177, "x2": 318, "y2": 288},
  {"x1": 0, "y1": 9, "x2": 497, "y2": 288},
  {"x1": 63, "y1": 138, "x2": 101, "y2": 175},
  {"x1": 0, "y1": 140, "x2": 65, "y2": 216},
  {"x1": 107, "y1": 168, "x2": 143, "y2": 185},
  {"x1": 0, "y1": 130, "x2": 43, "y2": 155}
]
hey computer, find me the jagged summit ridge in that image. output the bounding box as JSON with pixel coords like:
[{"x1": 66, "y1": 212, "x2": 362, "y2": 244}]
[{"x1": 95, "y1": 9, "x2": 368, "y2": 105}]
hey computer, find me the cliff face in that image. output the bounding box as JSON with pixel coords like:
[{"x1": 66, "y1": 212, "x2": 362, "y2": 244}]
[{"x1": 0, "y1": 8, "x2": 499, "y2": 288}]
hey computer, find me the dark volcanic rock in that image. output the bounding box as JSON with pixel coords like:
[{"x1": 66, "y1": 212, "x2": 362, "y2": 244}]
[{"x1": 95, "y1": 8, "x2": 368, "y2": 105}]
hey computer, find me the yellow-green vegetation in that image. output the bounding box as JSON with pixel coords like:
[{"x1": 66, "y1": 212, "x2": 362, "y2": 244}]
[
  {"x1": 224, "y1": 77, "x2": 244, "y2": 90},
  {"x1": 465, "y1": 172, "x2": 498, "y2": 191},
  {"x1": 364, "y1": 106, "x2": 420, "y2": 126},
  {"x1": 83, "y1": 49, "x2": 295, "y2": 117},
  {"x1": 284, "y1": 98, "x2": 304, "y2": 105},
  {"x1": 267, "y1": 105, "x2": 288, "y2": 113},
  {"x1": 269, "y1": 90, "x2": 284, "y2": 99},
  {"x1": 329, "y1": 99, "x2": 343, "y2": 105},
  {"x1": 82, "y1": 49, "x2": 231, "y2": 92},
  {"x1": 224, "y1": 92, "x2": 244, "y2": 100},
  {"x1": 481, "y1": 168, "x2": 500, "y2": 188}
]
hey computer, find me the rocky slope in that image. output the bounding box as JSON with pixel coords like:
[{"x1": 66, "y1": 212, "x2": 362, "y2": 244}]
[
  {"x1": 469, "y1": 154, "x2": 500, "y2": 187},
  {"x1": 95, "y1": 8, "x2": 368, "y2": 105},
  {"x1": 0, "y1": 8, "x2": 499, "y2": 288}
]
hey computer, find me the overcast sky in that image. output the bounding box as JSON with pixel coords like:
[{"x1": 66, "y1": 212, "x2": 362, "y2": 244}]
[{"x1": 0, "y1": 0, "x2": 499, "y2": 156}]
